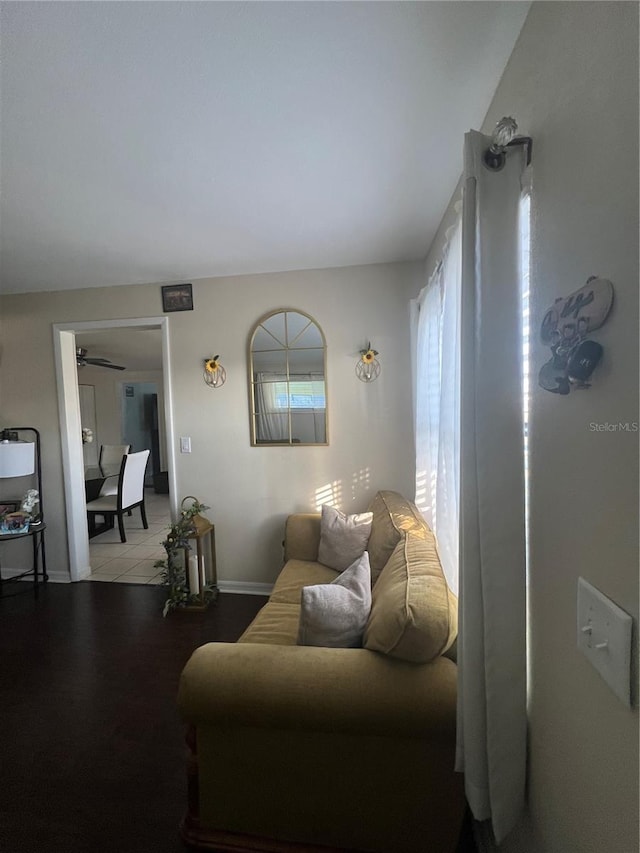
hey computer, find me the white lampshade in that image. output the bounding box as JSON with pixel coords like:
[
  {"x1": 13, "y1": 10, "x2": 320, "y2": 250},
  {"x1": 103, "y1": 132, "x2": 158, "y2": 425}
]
[{"x1": 0, "y1": 440, "x2": 35, "y2": 477}]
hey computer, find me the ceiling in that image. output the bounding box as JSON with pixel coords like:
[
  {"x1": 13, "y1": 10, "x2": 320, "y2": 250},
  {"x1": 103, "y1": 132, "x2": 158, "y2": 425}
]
[
  {"x1": 0, "y1": 1, "x2": 530, "y2": 295},
  {"x1": 76, "y1": 328, "x2": 163, "y2": 373}
]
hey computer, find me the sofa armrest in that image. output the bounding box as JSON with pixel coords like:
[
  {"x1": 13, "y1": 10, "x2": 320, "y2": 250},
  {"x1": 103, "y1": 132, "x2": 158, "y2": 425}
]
[
  {"x1": 178, "y1": 642, "x2": 457, "y2": 740},
  {"x1": 283, "y1": 513, "x2": 321, "y2": 562}
]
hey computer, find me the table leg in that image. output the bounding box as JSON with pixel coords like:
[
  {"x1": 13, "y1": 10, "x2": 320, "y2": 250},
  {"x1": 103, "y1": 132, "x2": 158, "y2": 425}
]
[
  {"x1": 40, "y1": 530, "x2": 48, "y2": 582},
  {"x1": 32, "y1": 528, "x2": 39, "y2": 598}
]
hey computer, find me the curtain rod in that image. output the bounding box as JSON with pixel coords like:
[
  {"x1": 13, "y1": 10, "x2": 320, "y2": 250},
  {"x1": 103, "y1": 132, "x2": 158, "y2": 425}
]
[{"x1": 483, "y1": 116, "x2": 532, "y2": 172}]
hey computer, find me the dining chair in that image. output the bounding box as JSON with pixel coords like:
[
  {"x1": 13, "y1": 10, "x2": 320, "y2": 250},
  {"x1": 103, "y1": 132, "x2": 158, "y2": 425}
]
[
  {"x1": 98, "y1": 443, "x2": 131, "y2": 496},
  {"x1": 86, "y1": 449, "x2": 150, "y2": 543},
  {"x1": 99, "y1": 443, "x2": 131, "y2": 475}
]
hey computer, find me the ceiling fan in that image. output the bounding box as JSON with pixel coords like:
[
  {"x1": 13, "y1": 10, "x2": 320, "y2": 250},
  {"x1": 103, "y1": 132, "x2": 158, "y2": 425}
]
[{"x1": 76, "y1": 347, "x2": 126, "y2": 371}]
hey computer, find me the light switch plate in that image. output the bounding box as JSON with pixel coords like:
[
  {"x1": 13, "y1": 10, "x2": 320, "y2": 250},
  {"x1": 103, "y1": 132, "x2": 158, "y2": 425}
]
[
  {"x1": 180, "y1": 436, "x2": 191, "y2": 453},
  {"x1": 577, "y1": 577, "x2": 633, "y2": 707}
]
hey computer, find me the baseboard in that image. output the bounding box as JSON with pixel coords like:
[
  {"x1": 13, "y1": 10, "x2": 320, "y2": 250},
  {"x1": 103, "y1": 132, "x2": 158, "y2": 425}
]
[
  {"x1": 217, "y1": 580, "x2": 273, "y2": 596},
  {"x1": 47, "y1": 571, "x2": 73, "y2": 584},
  {"x1": 1, "y1": 568, "x2": 71, "y2": 584},
  {"x1": 0, "y1": 572, "x2": 271, "y2": 593},
  {"x1": 181, "y1": 813, "x2": 362, "y2": 852}
]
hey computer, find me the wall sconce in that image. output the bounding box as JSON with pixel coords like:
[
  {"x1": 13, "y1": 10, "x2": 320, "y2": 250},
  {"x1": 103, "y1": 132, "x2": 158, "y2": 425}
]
[
  {"x1": 356, "y1": 342, "x2": 380, "y2": 383},
  {"x1": 203, "y1": 356, "x2": 226, "y2": 389}
]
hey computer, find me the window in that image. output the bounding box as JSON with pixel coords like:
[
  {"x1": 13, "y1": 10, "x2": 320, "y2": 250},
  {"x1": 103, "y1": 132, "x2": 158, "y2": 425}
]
[
  {"x1": 273, "y1": 380, "x2": 326, "y2": 410},
  {"x1": 411, "y1": 215, "x2": 462, "y2": 594},
  {"x1": 519, "y1": 191, "x2": 532, "y2": 703}
]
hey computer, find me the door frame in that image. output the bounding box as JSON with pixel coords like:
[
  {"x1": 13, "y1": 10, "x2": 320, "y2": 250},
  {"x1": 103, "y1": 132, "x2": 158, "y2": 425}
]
[{"x1": 53, "y1": 316, "x2": 177, "y2": 582}]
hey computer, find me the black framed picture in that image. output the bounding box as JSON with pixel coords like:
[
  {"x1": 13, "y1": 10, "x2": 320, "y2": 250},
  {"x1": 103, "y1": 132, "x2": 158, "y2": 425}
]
[
  {"x1": 162, "y1": 283, "x2": 193, "y2": 313},
  {"x1": 0, "y1": 501, "x2": 19, "y2": 517}
]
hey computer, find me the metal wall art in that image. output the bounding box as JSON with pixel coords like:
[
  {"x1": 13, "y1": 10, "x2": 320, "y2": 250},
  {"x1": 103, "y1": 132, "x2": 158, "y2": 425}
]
[
  {"x1": 203, "y1": 356, "x2": 226, "y2": 388},
  {"x1": 538, "y1": 276, "x2": 614, "y2": 395},
  {"x1": 356, "y1": 342, "x2": 380, "y2": 383}
]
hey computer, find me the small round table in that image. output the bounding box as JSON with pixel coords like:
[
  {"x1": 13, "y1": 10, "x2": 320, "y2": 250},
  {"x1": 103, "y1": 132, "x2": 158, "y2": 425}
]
[{"x1": 0, "y1": 521, "x2": 47, "y2": 598}]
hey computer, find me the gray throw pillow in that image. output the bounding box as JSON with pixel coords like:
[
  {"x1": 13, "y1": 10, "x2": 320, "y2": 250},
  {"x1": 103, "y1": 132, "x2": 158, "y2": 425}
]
[
  {"x1": 317, "y1": 504, "x2": 373, "y2": 571},
  {"x1": 297, "y1": 552, "x2": 372, "y2": 648}
]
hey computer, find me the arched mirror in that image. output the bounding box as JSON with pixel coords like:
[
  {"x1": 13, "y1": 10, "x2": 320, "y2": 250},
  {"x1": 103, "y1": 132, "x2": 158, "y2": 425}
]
[{"x1": 248, "y1": 309, "x2": 328, "y2": 446}]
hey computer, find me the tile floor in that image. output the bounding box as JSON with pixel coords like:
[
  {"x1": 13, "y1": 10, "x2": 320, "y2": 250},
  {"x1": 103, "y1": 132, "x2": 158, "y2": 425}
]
[{"x1": 87, "y1": 490, "x2": 171, "y2": 585}]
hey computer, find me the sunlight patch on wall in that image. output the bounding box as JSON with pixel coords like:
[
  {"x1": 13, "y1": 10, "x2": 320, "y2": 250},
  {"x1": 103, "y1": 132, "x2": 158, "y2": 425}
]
[
  {"x1": 350, "y1": 467, "x2": 371, "y2": 504},
  {"x1": 314, "y1": 481, "x2": 343, "y2": 510}
]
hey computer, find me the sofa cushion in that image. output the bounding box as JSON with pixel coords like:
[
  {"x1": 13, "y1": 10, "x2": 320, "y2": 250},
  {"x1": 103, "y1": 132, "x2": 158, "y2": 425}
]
[
  {"x1": 364, "y1": 529, "x2": 456, "y2": 664},
  {"x1": 238, "y1": 600, "x2": 301, "y2": 646},
  {"x1": 298, "y1": 552, "x2": 372, "y2": 648},
  {"x1": 283, "y1": 513, "x2": 322, "y2": 563},
  {"x1": 270, "y1": 560, "x2": 339, "y2": 605},
  {"x1": 317, "y1": 504, "x2": 373, "y2": 572},
  {"x1": 366, "y1": 491, "x2": 427, "y2": 585}
]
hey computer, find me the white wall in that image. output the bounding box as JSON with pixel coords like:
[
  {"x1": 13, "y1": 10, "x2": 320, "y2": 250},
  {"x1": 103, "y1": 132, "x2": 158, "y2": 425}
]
[
  {"x1": 424, "y1": 3, "x2": 639, "y2": 851},
  {"x1": 78, "y1": 384, "x2": 98, "y2": 467},
  {"x1": 0, "y1": 261, "x2": 420, "y2": 586}
]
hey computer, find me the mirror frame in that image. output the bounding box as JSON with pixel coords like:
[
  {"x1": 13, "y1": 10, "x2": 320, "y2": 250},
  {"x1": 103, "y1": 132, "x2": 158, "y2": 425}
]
[{"x1": 248, "y1": 308, "x2": 328, "y2": 447}]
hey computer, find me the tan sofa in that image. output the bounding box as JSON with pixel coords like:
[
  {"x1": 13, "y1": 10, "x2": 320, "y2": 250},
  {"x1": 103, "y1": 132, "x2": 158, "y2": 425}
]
[{"x1": 178, "y1": 491, "x2": 465, "y2": 852}]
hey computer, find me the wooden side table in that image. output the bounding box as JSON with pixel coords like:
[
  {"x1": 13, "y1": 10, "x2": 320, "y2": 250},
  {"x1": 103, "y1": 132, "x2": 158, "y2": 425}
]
[{"x1": 0, "y1": 521, "x2": 47, "y2": 598}]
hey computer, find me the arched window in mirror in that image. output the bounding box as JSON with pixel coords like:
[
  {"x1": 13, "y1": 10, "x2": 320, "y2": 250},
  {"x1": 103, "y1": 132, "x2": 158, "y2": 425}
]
[{"x1": 248, "y1": 309, "x2": 328, "y2": 446}]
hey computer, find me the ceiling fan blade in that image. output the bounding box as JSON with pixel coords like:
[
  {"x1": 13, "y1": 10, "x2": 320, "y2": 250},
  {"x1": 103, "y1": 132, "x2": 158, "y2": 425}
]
[
  {"x1": 87, "y1": 361, "x2": 127, "y2": 370},
  {"x1": 85, "y1": 359, "x2": 126, "y2": 370},
  {"x1": 76, "y1": 347, "x2": 126, "y2": 370}
]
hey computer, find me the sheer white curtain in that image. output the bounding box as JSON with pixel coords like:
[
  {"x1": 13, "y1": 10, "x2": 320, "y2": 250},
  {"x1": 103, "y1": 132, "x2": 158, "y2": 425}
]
[
  {"x1": 255, "y1": 374, "x2": 288, "y2": 441},
  {"x1": 412, "y1": 214, "x2": 461, "y2": 595},
  {"x1": 456, "y1": 130, "x2": 527, "y2": 843}
]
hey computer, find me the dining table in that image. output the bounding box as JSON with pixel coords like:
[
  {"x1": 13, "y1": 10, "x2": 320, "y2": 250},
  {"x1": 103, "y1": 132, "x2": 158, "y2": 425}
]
[
  {"x1": 84, "y1": 465, "x2": 120, "y2": 502},
  {"x1": 84, "y1": 465, "x2": 121, "y2": 539}
]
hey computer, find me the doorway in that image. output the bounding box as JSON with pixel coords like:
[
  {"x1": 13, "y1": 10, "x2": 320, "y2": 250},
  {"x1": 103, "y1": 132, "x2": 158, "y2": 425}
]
[
  {"x1": 53, "y1": 317, "x2": 178, "y2": 582},
  {"x1": 121, "y1": 382, "x2": 162, "y2": 487}
]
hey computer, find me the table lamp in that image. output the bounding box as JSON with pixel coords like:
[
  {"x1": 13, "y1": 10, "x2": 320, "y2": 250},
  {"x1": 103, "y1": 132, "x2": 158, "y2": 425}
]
[
  {"x1": 0, "y1": 428, "x2": 43, "y2": 520},
  {"x1": 0, "y1": 438, "x2": 35, "y2": 478},
  {"x1": 0, "y1": 427, "x2": 47, "y2": 591}
]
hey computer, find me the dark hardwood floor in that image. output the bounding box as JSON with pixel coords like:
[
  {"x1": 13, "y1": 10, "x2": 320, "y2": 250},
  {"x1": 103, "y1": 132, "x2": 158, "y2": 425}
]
[{"x1": 0, "y1": 582, "x2": 267, "y2": 853}]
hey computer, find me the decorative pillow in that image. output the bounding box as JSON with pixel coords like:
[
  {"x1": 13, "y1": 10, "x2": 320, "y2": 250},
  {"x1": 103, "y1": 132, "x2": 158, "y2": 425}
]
[
  {"x1": 366, "y1": 490, "x2": 429, "y2": 585},
  {"x1": 297, "y1": 552, "x2": 372, "y2": 648},
  {"x1": 363, "y1": 531, "x2": 456, "y2": 663},
  {"x1": 317, "y1": 504, "x2": 373, "y2": 572}
]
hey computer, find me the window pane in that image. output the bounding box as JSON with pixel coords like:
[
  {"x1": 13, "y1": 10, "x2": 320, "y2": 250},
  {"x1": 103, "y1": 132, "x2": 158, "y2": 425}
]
[
  {"x1": 271, "y1": 380, "x2": 326, "y2": 410},
  {"x1": 291, "y1": 412, "x2": 326, "y2": 443}
]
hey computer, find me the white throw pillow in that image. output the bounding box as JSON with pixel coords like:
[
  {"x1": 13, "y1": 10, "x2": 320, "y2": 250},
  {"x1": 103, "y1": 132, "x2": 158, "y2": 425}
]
[
  {"x1": 297, "y1": 552, "x2": 372, "y2": 648},
  {"x1": 317, "y1": 504, "x2": 373, "y2": 571}
]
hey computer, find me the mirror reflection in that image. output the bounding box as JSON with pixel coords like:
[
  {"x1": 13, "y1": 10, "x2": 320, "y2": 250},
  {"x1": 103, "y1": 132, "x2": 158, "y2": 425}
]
[{"x1": 249, "y1": 310, "x2": 327, "y2": 446}]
